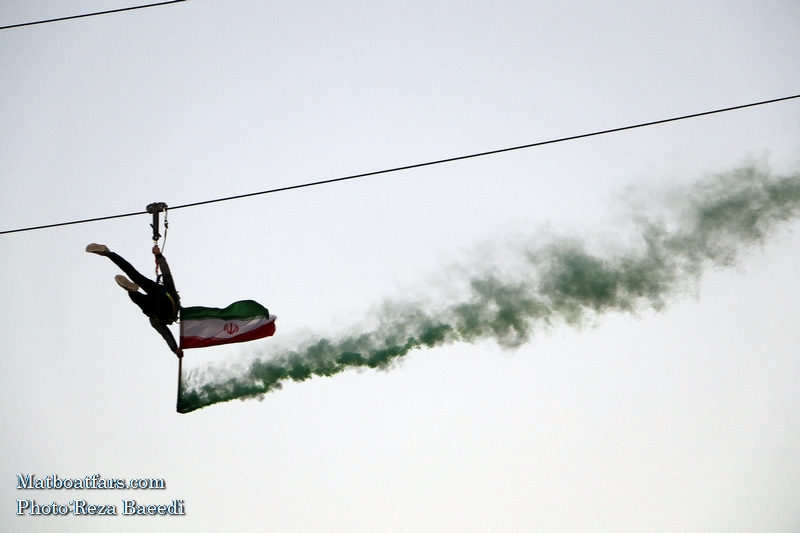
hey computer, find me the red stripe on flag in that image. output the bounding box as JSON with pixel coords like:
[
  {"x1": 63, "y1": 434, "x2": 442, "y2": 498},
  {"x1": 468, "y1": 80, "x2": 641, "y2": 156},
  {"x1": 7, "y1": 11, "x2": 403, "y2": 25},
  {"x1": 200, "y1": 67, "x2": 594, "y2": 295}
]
[{"x1": 180, "y1": 319, "x2": 276, "y2": 349}]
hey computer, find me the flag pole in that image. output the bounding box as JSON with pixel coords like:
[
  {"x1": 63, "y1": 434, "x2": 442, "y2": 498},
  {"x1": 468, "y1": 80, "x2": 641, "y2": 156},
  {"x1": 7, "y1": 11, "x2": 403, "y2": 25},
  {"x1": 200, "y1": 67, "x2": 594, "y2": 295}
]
[{"x1": 176, "y1": 355, "x2": 183, "y2": 413}]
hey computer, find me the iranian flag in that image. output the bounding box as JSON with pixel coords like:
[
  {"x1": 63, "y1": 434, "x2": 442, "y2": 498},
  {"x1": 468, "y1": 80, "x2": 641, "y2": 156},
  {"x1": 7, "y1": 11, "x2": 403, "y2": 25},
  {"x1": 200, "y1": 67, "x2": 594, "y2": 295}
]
[{"x1": 180, "y1": 300, "x2": 276, "y2": 349}]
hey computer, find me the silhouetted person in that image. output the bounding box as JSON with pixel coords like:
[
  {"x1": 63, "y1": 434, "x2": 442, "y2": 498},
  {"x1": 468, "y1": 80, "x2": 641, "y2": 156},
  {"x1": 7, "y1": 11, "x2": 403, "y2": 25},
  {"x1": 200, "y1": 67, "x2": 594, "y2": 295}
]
[{"x1": 87, "y1": 243, "x2": 183, "y2": 357}]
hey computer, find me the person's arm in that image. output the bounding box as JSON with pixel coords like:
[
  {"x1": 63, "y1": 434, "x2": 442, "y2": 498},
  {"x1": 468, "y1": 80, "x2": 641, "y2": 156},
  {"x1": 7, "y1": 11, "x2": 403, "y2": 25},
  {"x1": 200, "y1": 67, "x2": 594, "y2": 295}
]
[
  {"x1": 149, "y1": 316, "x2": 182, "y2": 357},
  {"x1": 152, "y1": 245, "x2": 176, "y2": 292}
]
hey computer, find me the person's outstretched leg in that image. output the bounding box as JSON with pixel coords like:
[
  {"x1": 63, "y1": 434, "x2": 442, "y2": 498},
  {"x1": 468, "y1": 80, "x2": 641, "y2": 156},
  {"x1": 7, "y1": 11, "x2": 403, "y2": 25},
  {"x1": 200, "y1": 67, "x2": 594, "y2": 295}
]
[
  {"x1": 128, "y1": 291, "x2": 157, "y2": 316},
  {"x1": 87, "y1": 244, "x2": 162, "y2": 294},
  {"x1": 105, "y1": 253, "x2": 162, "y2": 294}
]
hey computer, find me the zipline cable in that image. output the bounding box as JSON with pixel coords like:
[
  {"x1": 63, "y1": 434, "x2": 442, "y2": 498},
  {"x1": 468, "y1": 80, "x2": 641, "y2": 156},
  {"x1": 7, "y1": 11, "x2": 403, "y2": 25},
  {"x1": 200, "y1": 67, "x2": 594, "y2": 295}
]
[
  {"x1": 0, "y1": 0, "x2": 189, "y2": 31},
  {"x1": 1, "y1": 92, "x2": 799, "y2": 236}
]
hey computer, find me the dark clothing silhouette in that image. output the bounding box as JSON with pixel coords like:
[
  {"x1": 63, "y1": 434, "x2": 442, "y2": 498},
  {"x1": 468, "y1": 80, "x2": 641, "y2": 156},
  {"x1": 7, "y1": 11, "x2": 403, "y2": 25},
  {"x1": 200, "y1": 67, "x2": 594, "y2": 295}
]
[{"x1": 106, "y1": 252, "x2": 180, "y2": 351}]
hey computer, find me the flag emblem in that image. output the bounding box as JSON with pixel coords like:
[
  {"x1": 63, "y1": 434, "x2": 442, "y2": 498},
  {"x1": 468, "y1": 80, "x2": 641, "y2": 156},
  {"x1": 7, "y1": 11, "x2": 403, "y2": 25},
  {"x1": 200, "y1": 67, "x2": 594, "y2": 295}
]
[{"x1": 179, "y1": 300, "x2": 276, "y2": 349}]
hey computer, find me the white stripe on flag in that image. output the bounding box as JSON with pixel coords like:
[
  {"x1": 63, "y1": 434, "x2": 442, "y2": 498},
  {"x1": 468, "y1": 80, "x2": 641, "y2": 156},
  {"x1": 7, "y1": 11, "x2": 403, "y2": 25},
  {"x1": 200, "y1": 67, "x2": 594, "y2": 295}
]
[{"x1": 182, "y1": 316, "x2": 271, "y2": 340}]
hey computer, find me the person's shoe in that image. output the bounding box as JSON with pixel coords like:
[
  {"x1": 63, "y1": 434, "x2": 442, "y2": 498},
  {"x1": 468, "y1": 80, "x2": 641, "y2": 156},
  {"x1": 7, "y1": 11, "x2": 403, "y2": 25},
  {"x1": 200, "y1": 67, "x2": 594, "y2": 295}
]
[
  {"x1": 86, "y1": 243, "x2": 110, "y2": 255},
  {"x1": 115, "y1": 275, "x2": 139, "y2": 292}
]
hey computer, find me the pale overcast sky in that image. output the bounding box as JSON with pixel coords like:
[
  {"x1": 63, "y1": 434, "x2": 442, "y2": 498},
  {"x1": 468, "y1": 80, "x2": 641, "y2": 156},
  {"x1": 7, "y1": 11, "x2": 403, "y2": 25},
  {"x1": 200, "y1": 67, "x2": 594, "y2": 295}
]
[{"x1": 2, "y1": 1, "x2": 800, "y2": 532}]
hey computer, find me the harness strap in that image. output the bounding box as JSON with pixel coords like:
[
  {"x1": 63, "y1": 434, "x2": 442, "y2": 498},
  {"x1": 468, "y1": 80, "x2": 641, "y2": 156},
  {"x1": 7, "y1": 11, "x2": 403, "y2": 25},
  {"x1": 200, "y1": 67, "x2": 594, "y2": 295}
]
[
  {"x1": 166, "y1": 292, "x2": 179, "y2": 318},
  {"x1": 151, "y1": 291, "x2": 180, "y2": 325}
]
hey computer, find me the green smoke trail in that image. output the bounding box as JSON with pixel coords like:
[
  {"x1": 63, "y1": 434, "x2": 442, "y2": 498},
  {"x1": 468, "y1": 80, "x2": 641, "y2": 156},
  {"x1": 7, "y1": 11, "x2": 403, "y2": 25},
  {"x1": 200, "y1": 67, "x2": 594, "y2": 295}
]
[{"x1": 177, "y1": 163, "x2": 800, "y2": 413}]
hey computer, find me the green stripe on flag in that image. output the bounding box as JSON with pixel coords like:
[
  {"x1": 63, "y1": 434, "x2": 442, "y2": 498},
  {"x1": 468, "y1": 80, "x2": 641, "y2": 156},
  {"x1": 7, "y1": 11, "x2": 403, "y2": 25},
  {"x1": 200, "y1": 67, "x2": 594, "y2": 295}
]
[{"x1": 181, "y1": 300, "x2": 269, "y2": 321}]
